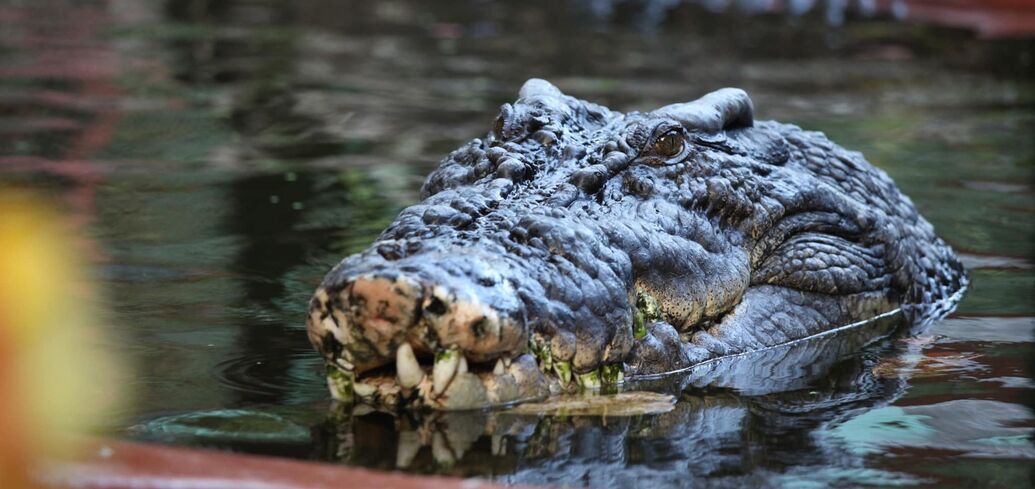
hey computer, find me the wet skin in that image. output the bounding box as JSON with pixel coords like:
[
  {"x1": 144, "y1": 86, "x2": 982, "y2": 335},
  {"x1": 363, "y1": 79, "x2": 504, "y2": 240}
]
[{"x1": 306, "y1": 79, "x2": 967, "y2": 410}]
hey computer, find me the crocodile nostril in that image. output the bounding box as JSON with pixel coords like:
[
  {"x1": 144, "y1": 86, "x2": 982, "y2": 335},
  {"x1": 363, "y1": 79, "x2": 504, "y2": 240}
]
[
  {"x1": 471, "y1": 317, "x2": 489, "y2": 339},
  {"x1": 425, "y1": 295, "x2": 448, "y2": 315}
]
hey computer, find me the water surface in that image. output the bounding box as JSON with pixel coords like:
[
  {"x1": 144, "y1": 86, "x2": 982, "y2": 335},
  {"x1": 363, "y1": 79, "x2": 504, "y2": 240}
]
[{"x1": 1, "y1": 1, "x2": 1032, "y2": 487}]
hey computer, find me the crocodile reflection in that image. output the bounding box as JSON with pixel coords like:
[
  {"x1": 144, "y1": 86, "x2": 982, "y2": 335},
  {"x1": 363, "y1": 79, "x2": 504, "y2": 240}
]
[{"x1": 313, "y1": 313, "x2": 912, "y2": 485}]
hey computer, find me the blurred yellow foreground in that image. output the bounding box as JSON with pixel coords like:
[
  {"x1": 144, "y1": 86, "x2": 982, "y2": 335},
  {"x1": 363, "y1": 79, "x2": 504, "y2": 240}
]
[{"x1": 0, "y1": 189, "x2": 125, "y2": 488}]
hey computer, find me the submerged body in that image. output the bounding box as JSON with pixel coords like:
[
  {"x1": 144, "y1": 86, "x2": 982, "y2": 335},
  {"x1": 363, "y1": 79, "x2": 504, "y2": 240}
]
[{"x1": 306, "y1": 79, "x2": 966, "y2": 410}]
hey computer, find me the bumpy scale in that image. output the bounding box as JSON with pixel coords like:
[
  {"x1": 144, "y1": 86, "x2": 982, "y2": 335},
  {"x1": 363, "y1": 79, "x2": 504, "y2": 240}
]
[{"x1": 306, "y1": 79, "x2": 967, "y2": 410}]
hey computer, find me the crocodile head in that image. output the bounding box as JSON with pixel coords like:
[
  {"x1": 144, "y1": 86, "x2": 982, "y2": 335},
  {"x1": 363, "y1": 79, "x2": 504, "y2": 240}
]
[{"x1": 306, "y1": 79, "x2": 966, "y2": 410}]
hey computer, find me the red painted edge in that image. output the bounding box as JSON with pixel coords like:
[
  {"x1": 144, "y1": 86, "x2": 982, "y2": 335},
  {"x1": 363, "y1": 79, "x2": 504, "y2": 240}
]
[
  {"x1": 38, "y1": 439, "x2": 538, "y2": 489},
  {"x1": 894, "y1": 0, "x2": 1035, "y2": 38}
]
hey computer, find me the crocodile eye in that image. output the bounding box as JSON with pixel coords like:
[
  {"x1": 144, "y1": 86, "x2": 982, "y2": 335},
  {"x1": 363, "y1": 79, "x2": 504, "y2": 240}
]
[
  {"x1": 652, "y1": 131, "x2": 684, "y2": 158},
  {"x1": 493, "y1": 104, "x2": 514, "y2": 142}
]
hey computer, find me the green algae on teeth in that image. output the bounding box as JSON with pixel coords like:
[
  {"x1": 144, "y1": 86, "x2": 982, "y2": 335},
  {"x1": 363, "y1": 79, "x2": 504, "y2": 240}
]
[
  {"x1": 528, "y1": 333, "x2": 553, "y2": 372},
  {"x1": 600, "y1": 363, "x2": 624, "y2": 384},
  {"x1": 633, "y1": 288, "x2": 662, "y2": 340},
  {"x1": 432, "y1": 346, "x2": 461, "y2": 396},
  {"x1": 633, "y1": 310, "x2": 647, "y2": 340},
  {"x1": 577, "y1": 370, "x2": 600, "y2": 389},
  {"x1": 575, "y1": 363, "x2": 624, "y2": 390},
  {"x1": 553, "y1": 360, "x2": 572, "y2": 386},
  {"x1": 326, "y1": 365, "x2": 355, "y2": 403}
]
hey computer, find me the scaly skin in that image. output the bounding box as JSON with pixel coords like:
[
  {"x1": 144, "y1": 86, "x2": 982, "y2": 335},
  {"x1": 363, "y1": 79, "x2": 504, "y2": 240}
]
[{"x1": 306, "y1": 79, "x2": 966, "y2": 410}]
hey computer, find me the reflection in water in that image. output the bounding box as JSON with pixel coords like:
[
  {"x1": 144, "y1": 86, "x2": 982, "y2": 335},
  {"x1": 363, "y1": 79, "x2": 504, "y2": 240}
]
[
  {"x1": 162, "y1": 0, "x2": 296, "y2": 85},
  {"x1": 313, "y1": 314, "x2": 917, "y2": 486},
  {"x1": 1, "y1": 0, "x2": 1033, "y2": 487}
]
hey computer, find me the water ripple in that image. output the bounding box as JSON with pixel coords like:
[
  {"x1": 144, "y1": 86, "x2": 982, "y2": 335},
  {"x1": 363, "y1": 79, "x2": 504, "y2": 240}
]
[
  {"x1": 129, "y1": 409, "x2": 310, "y2": 444},
  {"x1": 213, "y1": 350, "x2": 326, "y2": 404}
]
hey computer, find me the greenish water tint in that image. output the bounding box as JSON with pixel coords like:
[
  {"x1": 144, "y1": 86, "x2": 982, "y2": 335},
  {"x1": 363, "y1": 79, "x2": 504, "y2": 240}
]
[
  {"x1": 130, "y1": 409, "x2": 311, "y2": 443},
  {"x1": 1, "y1": 1, "x2": 1032, "y2": 487}
]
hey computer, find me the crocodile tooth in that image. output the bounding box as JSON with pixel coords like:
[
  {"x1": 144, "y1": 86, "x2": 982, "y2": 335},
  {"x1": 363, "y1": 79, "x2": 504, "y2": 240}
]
[
  {"x1": 553, "y1": 361, "x2": 572, "y2": 386},
  {"x1": 432, "y1": 348, "x2": 461, "y2": 396},
  {"x1": 445, "y1": 429, "x2": 472, "y2": 460},
  {"x1": 321, "y1": 316, "x2": 340, "y2": 335},
  {"x1": 431, "y1": 431, "x2": 455, "y2": 465},
  {"x1": 577, "y1": 370, "x2": 601, "y2": 389},
  {"x1": 335, "y1": 358, "x2": 354, "y2": 371},
  {"x1": 458, "y1": 355, "x2": 468, "y2": 374},
  {"x1": 493, "y1": 358, "x2": 505, "y2": 375},
  {"x1": 396, "y1": 343, "x2": 423, "y2": 389},
  {"x1": 491, "y1": 434, "x2": 506, "y2": 456},
  {"x1": 600, "y1": 363, "x2": 624, "y2": 385},
  {"x1": 354, "y1": 382, "x2": 377, "y2": 398},
  {"x1": 396, "y1": 430, "x2": 421, "y2": 468},
  {"x1": 326, "y1": 366, "x2": 354, "y2": 402}
]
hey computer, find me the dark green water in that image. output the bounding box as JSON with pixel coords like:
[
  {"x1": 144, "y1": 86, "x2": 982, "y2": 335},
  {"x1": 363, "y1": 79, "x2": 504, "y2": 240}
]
[{"x1": 1, "y1": 1, "x2": 1033, "y2": 487}]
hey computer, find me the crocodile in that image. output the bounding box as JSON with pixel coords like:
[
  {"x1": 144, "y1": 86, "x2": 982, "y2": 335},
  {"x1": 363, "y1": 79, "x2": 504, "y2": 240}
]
[{"x1": 305, "y1": 79, "x2": 966, "y2": 410}]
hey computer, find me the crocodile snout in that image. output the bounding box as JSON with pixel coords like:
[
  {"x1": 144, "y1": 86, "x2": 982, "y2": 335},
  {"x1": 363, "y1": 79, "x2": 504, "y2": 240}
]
[
  {"x1": 340, "y1": 273, "x2": 424, "y2": 364},
  {"x1": 306, "y1": 257, "x2": 543, "y2": 409}
]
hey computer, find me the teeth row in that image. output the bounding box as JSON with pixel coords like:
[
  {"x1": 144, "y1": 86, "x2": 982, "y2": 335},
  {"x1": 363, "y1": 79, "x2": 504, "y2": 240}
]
[
  {"x1": 527, "y1": 334, "x2": 623, "y2": 388},
  {"x1": 395, "y1": 429, "x2": 507, "y2": 469},
  {"x1": 397, "y1": 343, "x2": 471, "y2": 397},
  {"x1": 330, "y1": 340, "x2": 624, "y2": 407}
]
